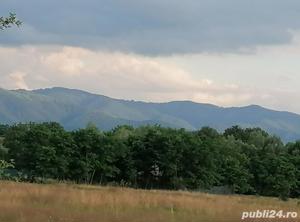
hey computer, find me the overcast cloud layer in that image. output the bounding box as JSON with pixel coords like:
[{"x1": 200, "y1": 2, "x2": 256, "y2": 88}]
[
  {"x1": 1, "y1": 1, "x2": 300, "y2": 114},
  {"x1": 1, "y1": 0, "x2": 300, "y2": 54}
]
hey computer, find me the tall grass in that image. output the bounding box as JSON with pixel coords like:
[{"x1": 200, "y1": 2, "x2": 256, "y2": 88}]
[{"x1": 0, "y1": 181, "x2": 298, "y2": 222}]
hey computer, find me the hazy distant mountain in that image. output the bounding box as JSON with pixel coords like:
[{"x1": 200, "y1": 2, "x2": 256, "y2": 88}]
[{"x1": 1, "y1": 87, "x2": 300, "y2": 142}]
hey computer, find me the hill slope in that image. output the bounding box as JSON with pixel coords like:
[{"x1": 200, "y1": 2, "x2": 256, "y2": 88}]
[{"x1": 1, "y1": 87, "x2": 300, "y2": 141}]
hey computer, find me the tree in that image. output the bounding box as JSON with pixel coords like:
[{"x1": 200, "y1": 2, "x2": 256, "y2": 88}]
[
  {"x1": 1, "y1": 122, "x2": 299, "y2": 199},
  {"x1": 257, "y1": 153, "x2": 297, "y2": 200},
  {"x1": 0, "y1": 138, "x2": 8, "y2": 160},
  {"x1": 216, "y1": 137, "x2": 253, "y2": 194},
  {"x1": 286, "y1": 141, "x2": 300, "y2": 197},
  {"x1": 4, "y1": 122, "x2": 74, "y2": 181},
  {"x1": 107, "y1": 126, "x2": 136, "y2": 185},
  {"x1": 0, "y1": 13, "x2": 22, "y2": 30},
  {"x1": 0, "y1": 124, "x2": 9, "y2": 136},
  {"x1": 224, "y1": 125, "x2": 248, "y2": 142},
  {"x1": 70, "y1": 125, "x2": 120, "y2": 184},
  {"x1": 129, "y1": 126, "x2": 167, "y2": 189},
  {"x1": 0, "y1": 159, "x2": 14, "y2": 179}
]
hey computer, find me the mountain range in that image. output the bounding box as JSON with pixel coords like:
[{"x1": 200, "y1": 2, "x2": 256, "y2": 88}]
[{"x1": 0, "y1": 87, "x2": 300, "y2": 142}]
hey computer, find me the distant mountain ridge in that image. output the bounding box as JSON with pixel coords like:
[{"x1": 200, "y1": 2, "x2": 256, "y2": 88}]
[{"x1": 1, "y1": 87, "x2": 300, "y2": 142}]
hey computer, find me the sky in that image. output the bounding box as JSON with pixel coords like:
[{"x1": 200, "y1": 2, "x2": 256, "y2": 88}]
[{"x1": 1, "y1": 0, "x2": 300, "y2": 113}]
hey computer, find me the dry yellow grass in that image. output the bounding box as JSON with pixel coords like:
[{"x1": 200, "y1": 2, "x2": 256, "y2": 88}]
[{"x1": 0, "y1": 181, "x2": 299, "y2": 222}]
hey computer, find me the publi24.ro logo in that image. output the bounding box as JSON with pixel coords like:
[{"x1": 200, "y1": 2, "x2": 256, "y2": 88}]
[{"x1": 241, "y1": 210, "x2": 298, "y2": 220}]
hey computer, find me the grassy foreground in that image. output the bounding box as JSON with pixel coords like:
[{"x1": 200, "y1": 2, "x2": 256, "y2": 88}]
[{"x1": 0, "y1": 181, "x2": 299, "y2": 222}]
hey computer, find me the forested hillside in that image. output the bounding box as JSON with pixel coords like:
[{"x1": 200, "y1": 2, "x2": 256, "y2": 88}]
[
  {"x1": 0, "y1": 123, "x2": 299, "y2": 200},
  {"x1": 1, "y1": 87, "x2": 300, "y2": 141}
]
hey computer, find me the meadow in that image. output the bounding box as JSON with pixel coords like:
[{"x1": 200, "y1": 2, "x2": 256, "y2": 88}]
[{"x1": 0, "y1": 181, "x2": 299, "y2": 222}]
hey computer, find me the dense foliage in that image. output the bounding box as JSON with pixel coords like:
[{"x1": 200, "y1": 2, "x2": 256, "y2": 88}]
[
  {"x1": 0, "y1": 122, "x2": 299, "y2": 199},
  {"x1": 0, "y1": 13, "x2": 22, "y2": 30}
]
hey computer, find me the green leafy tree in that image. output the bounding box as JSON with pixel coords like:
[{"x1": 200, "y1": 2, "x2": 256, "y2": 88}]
[
  {"x1": 129, "y1": 126, "x2": 186, "y2": 189},
  {"x1": 0, "y1": 124, "x2": 9, "y2": 136},
  {"x1": 4, "y1": 122, "x2": 73, "y2": 181},
  {"x1": 0, "y1": 136, "x2": 8, "y2": 160},
  {"x1": 0, "y1": 159, "x2": 14, "y2": 179},
  {"x1": 1, "y1": 122, "x2": 299, "y2": 199},
  {"x1": 236, "y1": 128, "x2": 296, "y2": 199},
  {"x1": 286, "y1": 141, "x2": 300, "y2": 197},
  {"x1": 70, "y1": 125, "x2": 120, "y2": 184},
  {"x1": 0, "y1": 13, "x2": 22, "y2": 30},
  {"x1": 107, "y1": 126, "x2": 136, "y2": 186},
  {"x1": 177, "y1": 128, "x2": 220, "y2": 190},
  {"x1": 258, "y1": 154, "x2": 297, "y2": 200},
  {"x1": 129, "y1": 126, "x2": 167, "y2": 189},
  {"x1": 216, "y1": 137, "x2": 253, "y2": 193}
]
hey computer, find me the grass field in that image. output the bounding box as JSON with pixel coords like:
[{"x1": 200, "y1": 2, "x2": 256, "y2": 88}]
[{"x1": 0, "y1": 181, "x2": 299, "y2": 222}]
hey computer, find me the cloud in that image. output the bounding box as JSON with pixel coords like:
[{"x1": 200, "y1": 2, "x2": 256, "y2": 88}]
[
  {"x1": 0, "y1": 45, "x2": 300, "y2": 114},
  {"x1": 8, "y1": 71, "x2": 29, "y2": 90},
  {"x1": 42, "y1": 47, "x2": 86, "y2": 75},
  {"x1": 0, "y1": 45, "x2": 252, "y2": 106},
  {"x1": 1, "y1": 0, "x2": 300, "y2": 54}
]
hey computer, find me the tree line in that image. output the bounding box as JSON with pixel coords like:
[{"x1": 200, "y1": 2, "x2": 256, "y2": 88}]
[{"x1": 0, "y1": 122, "x2": 299, "y2": 200}]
